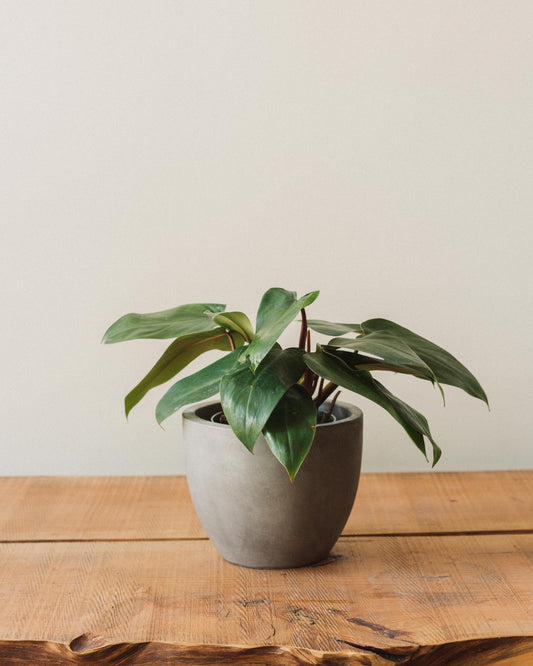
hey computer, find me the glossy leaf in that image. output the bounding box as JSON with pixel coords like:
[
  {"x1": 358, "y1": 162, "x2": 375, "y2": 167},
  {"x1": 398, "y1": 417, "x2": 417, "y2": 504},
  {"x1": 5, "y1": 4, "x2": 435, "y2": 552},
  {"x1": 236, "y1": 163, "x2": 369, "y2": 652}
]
[
  {"x1": 325, "y1": 347, "x2": 431, "y2": 379},
  {"x1": 210, "y1": 311, "x2": 255, "y2": 343},
  {"x1": 306, "y1": 320, "x2": 362, "y2": 336},
  {"x1": 242, "y1": 288, "x2": 319, "y2": 370},
  {"x1": 125, "y1": 328, "x2": 244, "y2": 418},
  {"x1": 156, "y1": 348, "x2": 243, "y2": 424},
  {"x1": 360, "y1": 319, "x2": 488, "y2": 405},
  {"x1": 304, "y1": 347, "x2": 441, "y2": 465},
  {"x1": 103, "y1": 303, "x2": 225, "y2": 344},
  {"x1": 263, "y1": 384, "x2": 317, "y2": 481},
  {"x1": 327, "y1": 331, "x2": 443, "y2": 400},
  {"x1": 220, "y1": 347, "x2": 306, "y2": 452}
]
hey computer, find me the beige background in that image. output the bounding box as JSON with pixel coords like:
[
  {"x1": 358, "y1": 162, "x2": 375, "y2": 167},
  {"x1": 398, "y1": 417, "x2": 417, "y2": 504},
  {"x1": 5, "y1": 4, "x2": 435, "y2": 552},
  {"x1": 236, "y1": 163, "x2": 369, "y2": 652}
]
[{"x1": 1, "y1": 1, "x2": 531, "y2": 475}]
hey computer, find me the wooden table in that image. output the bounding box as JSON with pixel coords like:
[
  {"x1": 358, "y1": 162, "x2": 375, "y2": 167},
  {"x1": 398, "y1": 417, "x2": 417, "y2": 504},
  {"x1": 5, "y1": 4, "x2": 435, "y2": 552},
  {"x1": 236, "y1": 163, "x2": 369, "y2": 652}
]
[{"x1": 0, "y1": 472, "x2": 532, "y2": 664}]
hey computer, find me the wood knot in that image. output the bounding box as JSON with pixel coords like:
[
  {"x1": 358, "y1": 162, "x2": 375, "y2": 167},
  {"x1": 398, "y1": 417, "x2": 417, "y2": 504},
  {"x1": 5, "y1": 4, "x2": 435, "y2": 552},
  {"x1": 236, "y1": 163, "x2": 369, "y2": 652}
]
[{"x1": 69, "y1": 633, "x2": 107, "y2": 653}]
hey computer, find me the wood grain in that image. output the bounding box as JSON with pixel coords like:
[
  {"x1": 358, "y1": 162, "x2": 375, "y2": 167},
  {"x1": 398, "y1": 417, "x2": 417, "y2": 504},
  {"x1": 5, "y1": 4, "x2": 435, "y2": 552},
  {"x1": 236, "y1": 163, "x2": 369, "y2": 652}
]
[
  {"x1": 0, "y1": 536, "x2": 532, "y2": 658},
  {"x1": 0, "y1": 471, "x2": 531, "y2": 542}
]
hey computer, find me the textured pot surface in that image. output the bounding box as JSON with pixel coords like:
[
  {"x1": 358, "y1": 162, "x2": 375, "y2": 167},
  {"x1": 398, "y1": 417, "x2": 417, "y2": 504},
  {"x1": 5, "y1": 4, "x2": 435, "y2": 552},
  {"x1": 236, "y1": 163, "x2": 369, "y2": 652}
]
[{"x1": 183, "y1": 401, "x2": 363, "y2": 569}]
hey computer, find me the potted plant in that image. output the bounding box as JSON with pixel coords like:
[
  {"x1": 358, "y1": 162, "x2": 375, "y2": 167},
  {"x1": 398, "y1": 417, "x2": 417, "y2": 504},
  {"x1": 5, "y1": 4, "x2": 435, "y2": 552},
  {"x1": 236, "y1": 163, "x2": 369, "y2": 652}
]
[{"x1": 103, "y1": 287, "x2": 487, "y2": 568}]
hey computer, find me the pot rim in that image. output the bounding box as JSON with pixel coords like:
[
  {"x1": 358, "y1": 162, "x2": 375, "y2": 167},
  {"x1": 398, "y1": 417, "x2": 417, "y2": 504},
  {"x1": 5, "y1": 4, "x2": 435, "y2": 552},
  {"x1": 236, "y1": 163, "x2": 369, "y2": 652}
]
[{"x1": 183, "y1": 400, "x2": 362, "y2": 430}]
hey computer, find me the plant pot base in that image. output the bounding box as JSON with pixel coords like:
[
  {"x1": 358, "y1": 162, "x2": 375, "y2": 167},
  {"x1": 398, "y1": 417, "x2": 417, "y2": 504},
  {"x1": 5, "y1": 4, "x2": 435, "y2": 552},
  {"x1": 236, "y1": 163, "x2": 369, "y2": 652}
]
[{"x1": 222, "y1": 549, "x2": 335, "y2": 570}]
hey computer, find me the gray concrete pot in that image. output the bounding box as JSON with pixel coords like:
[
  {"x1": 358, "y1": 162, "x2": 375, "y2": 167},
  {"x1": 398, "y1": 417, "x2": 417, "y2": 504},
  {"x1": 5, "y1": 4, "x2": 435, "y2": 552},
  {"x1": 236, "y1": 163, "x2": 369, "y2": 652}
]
[{"x1": 182, "y1": 400, "x2": 363, "y2": 569}]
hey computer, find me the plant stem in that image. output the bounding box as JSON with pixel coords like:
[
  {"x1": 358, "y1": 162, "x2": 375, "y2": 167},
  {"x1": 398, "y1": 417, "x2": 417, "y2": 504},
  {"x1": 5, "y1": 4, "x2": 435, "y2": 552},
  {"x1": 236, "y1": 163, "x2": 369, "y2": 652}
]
[
  {"x1": 300, "y1": 308, "x2": 319, "y2": 393},
  {"x1": 314, "y1": 381, "x2": 339, "y2": 409},
  {"x1": 298, "y1": 308, "x2": 308, "y2": 349},
  {"x1": 302, "y1": 369, "x2": 313, "y2": 393},
  {"x1": 321, "y1": 390, "x2": 341, "y2": 423}
]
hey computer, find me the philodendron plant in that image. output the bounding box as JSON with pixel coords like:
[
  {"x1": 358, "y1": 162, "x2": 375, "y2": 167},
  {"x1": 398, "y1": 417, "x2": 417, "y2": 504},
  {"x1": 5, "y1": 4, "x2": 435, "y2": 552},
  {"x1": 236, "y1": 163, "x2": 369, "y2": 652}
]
[{"x1": 104, "y1": 287, "x2": 487, "y2": 480}]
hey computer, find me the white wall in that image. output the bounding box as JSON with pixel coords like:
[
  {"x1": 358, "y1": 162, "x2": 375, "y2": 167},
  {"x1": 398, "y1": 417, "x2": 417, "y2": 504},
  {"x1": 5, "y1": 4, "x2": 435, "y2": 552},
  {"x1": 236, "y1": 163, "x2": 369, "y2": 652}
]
[{"x1": 1, "y1": 1, "x2": 532, "y2": 475}]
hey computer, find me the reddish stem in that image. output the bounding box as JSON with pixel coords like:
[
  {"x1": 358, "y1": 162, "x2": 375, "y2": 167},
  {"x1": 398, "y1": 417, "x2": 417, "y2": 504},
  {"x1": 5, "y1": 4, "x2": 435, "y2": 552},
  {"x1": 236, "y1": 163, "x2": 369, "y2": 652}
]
[
  {"x1": 321, "y1": 390, "x2": 341, "y2": 423},
  {"x1": 298, "y1": 308, "x2": 308, "y2": 349},
  {"x1": 314, "y1": 381, "x2": 339, "y2": 409}
]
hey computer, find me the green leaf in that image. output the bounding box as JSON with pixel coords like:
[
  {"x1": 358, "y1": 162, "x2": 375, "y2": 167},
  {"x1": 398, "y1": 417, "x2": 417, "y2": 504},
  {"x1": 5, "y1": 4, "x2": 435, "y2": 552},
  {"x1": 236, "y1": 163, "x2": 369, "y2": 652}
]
[
  {"x1": 324, "y1": 347, "x2": 432, "y2": 379},
  {"x1": 220, "y1": 347, "x2": 306, "y2": 452},
  {"x1": 360, "y1": 319, "x2": 488, "y2": 405},
  {"x1": 125, "y1": 328, "x2": 244, "y2": 418},
  {"x1": 241, "y1": 288, "x2": 319, "y2": 370},
  {"x1": 103, "y1": 303, "x2": 225, "y2": 343},
  {"x1": 306, "y1": 320, "x2": 362, "y2": 336},
  {"x1": 263, "y1": 384, "x2": 317, "y2": 481},
  {"x1": 156, "y1": 348, "x2": 243, "y2": 424},
  {"x1": 327, "y1": 331, "x2": 444, "y2": 401},
  {"x1": 304, "y1": 347, "x2": 441, "y2": 465},
  {"x1": 210, "y1": 311, "x2": 255, "y2": 343},
  {"x1": 328, "y1": 332, "x2": 430, "y2": 372}
]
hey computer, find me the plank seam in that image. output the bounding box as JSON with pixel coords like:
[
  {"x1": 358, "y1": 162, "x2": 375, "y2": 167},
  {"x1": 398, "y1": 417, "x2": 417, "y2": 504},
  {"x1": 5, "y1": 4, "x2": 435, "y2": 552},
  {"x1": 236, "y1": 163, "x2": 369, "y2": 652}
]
[{"x1": 1, "y1": 529, "x2": 532, "y2": 544}]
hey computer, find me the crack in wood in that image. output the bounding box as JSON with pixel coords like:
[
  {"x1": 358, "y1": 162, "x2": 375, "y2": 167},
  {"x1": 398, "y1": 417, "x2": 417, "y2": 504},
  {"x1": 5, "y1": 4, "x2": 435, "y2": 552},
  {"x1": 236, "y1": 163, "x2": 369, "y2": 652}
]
[
  {"x1": 237, "y1": 598, "x2": 266, "y2": 607},
  {"x1": 336, "y1": 639, "x2": 415, "y2": 663},
  {"x1": 346, "y1": 617, "x2": 411, "y2": 640},
  {"x1": 288, "y1": 608, "x2": 320, "y2": 625}
]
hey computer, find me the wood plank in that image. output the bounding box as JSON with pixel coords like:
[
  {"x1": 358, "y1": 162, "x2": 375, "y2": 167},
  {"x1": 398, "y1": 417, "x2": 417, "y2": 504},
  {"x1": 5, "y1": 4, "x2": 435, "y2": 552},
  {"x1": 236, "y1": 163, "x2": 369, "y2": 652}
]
[
  {"x1": 0, "y1": 535, "x2": 532, "y2": 661},
  {"x1": 0, "y1": 475, "x2": 204, "y2": 542},
  {"x1": 0, "y1": 471, "x2": 531, "y2": 542},
  {"x1": 348, "y1": 470, "x2": 533, "y2": 536}
]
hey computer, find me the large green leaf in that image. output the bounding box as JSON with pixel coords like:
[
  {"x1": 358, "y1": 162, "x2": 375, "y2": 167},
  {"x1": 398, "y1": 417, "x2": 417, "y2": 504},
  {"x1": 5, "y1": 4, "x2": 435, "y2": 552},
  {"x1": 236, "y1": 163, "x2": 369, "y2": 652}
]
[
  {"x1": 156, "y1": 348, "x2": 243, "y2": 424},
  {"x1": 209, "y1": 311, "x2": 255, "y2": 343},
  {"x1": 360, "y1": 319, "x2": 488, "y2": 405},
  {"x1": 263, "y1": 384, "x2": 317, "y2": 481},
  {"x1": 241, "y1": 288, "x2": 319, "y2": 370},
  {"x1": 103, "y1": 303, "x2": 225, "y2": 343},
  {"x1": 220, "y1": 347, "x2": 306, "y2": 452},
  {"x1": 306, "y1": 320, "x2": 362, "y2": 336},
  {"x1": 304, "y1": 347, "x2": 441, "y2": 465},
  {"x1": 125, "y1": 328, "x2": 244, "y2": 418},
  {"x1": 324, "y1": 347, "x2": 432, "y2": 379},
  {"x1": 327, "y1": 331, "x2": 443, "y2": 400}
]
